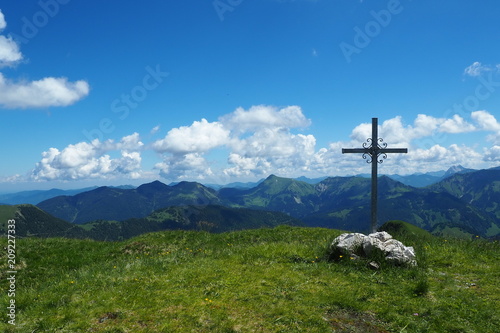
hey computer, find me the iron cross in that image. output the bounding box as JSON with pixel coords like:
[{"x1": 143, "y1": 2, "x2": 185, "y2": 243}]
[{"x1": 342, "y1": 118, "x2": 408, "y2": 233}]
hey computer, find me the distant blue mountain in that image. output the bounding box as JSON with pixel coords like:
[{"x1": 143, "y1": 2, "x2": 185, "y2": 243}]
[
  {"x1": 387, "y1": 165, "x2": 476, "y2": 187},
  {"x1": 204, "y1": 179, "x2": 265, "y2": 190},
  {"x1": 0, "y1": 185, "x2": 136, "y2": 205},
  {"x1": 0, "y1": 187, "x2": 98, "y2": 205}
]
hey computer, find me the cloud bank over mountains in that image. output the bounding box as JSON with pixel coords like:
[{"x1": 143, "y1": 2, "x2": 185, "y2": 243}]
[
  {"x1": 0, "y1": 10, "x2": 89, "y2": 109},
  {"x1": 26, "y1": 105, "x2": 500, "y2": 184}
]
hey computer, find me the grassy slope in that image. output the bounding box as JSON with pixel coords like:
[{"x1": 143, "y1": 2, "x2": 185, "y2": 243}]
[
  {"x1": 1, "y1": 225, "x2": 499, "y2": 332},
  {"x1": 0, "y1": 205, "x2": 17, "y2": 233}
]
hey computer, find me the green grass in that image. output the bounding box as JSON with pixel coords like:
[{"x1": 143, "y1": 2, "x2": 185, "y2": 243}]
[
  {"x1": 1, "y1": 225, "x2": 499, "y2": 332},
  {"x1": 0, "y1": 205, "x2": 17, "y2": 233}
]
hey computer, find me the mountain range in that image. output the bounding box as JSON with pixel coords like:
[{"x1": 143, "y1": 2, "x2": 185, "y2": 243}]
[
  {"x1": 25, "y1": 166, "x2": 500, "y2": 239},
  {"x1": 0, "y1": 166, "x2": 475, "y2": 206},
  {"x1": 1, "y1": 165, "x2": 498, "y2": 240}
]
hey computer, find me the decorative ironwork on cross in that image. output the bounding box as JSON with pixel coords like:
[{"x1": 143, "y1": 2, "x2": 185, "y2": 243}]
[{"x1": 342, "y1": 118, "x2": 408, "y2": 233}]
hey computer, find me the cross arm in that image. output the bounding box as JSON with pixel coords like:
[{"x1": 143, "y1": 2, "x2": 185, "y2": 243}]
[
  {"x1": 342, "y1": 148, "x2": 370, "y2": 154},
  {"x1": 378, "y1": 148, "x2": 408, "y2": 154}
]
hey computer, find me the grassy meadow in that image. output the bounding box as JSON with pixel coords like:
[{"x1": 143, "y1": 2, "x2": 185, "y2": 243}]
[{"x1": 1, "y1": 224, "x2": 499, "y2": 332}]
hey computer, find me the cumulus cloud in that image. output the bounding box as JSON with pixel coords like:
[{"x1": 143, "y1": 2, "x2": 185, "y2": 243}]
[
  {"x1": 220, "y1": 105, "x2": 311, "y2": 132},
  {"x1": 440, "y1": 114, "x2": 476, "y2": 133},
  {"x1": 219, "y1": 105, "x2": 314, "y2": 178},
  {"x1": 0, "y1": 10, "x2": 22, "y2": 68},
  {"x1": 117, "y1": 132, "x2": 144, "y2": 152},
  {"x1": 403, "y1": 144, "x2": 484, "y2": 171},
  {"x1": 471, "y1": 110, "x2": 500, "y2": 132},
  {"x1": 0, "y1": 73, "x2": 90, "y2": 109},
  {"x1": 151, "y1": 105, "x2": 314, "y2": 180},
  {"x1": 471, "y1": 110, "x2": 500, "y2": 144},
  {"x1": 0, "y1": 11, "x2": 89, "y2": 109},
  {"x1": 154, "y1": 153, "x2": 213, "y2": 180},
  {"x1": 484, "y1": 146, "x2": 500, "y2": 162},
  {"x1": 31, "y1": 134, "x2": 144, "y2": 181},
  {"x1": 350, "y1": 114, "x2": 476, "y2": 147},
  {"x1": 224, "y1": 130, "x2": 316, "y2": 177},
  {"x1": 0, "y1": 36, "x2": 22, "y2": 67},
  {"x1": 152, "y1": 119, "x2": 230, "y2": 154}
]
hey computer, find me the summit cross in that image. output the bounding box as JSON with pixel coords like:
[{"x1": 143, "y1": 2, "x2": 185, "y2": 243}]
[{"x1": 342, "y1": 118, "x2": 408, "y2": 233}]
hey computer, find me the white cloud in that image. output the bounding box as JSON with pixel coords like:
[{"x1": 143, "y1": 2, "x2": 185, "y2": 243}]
[
  {"x1": 408, "y1": 144, "x2": 448, "y2": 162},
  {"x1": 484, "y1": 146, "x2": 500, "y2": 162},
  {"x1": 117, "y1": 133, "x2": 144, "y2": 152},
  {"x1": 0, "y1": 10, "x2": 22, "y2": 68},
  {"x1": 388, "y1": 143, "x2": 484, "y2": 174},
  {"x1": 155, "y1": 153, "x2": 213, "y2": 180},
  {"x1": 220, "y1": 105, "x2": 311, "y2": 132},
  {"x1": 52, "y1": 140, "x2": 101, "y2": 169},
  {"x1": 440, "y1": 114, "x2": 475, "y2": 133},
  {"x1": 471, "y1": 110, "x2": 500, "y2": 132},
  {"x1": 464, "y1": 62, "x2": 487, "y2": 77},
  {"x1": 224, "y1": 130, "x2": 316, "y2": 177},
  {"x1": 351, "y1": 114, "x2": 476, "y2": 147},
  {"x1": 150, "y1": 105, "x2": 315, "y2": 180},
  {"x1": 31, "y1": 135, "x2": 144, "y2": 181},
  {"x1": 152, "y1": 118, "x2": 230, "y2": 154},
  {"x1": 0, "y1": 74, "x2": 90, "y2": 109},
  {"x1": 151, "y1": 118, "x2": 228, "y2": 180},
  {"x1": 223, "y1": 154, "x2": 271, "y2": 177},
  {"x1": 464, "y1": 61, "x2": 500, "y2": 77},
  {"x1": 219, "y1": 106, "x2": 315, "y2": 178},
  {"x1": 0, "y1": 10, "x2": 5, "y2": 30},
  {"x1": 0, "y1": 11, "x2": 89, "y2": 109},
  {"x1": 0, "y1": 36, "x2": 22, "y2": 67},
  {"x1": 150, "y1": 125, "x2": 160, "y2": 135},
  {"x1": 471, "y1": 110, "x2": 500, "y2": 144}
]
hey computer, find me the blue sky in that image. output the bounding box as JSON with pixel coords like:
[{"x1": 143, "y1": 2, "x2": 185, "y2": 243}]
[{"x1": 0, "y1": 0, "x2": 499, "y2": 191}]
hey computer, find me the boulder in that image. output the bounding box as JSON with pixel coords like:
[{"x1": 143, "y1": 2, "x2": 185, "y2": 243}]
[
  {"x1": 331, "y1": 232, "x2": 366, "y2": 255},
  {"x1": 331, "y1": 231, "x2": 417, "y2": 266}
]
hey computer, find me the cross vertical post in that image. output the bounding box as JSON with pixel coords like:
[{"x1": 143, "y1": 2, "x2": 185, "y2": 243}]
[
  {"x1": 342, "y1": 118, "x2": 408, "y2": 233},
  {"x1": 371, "y1": 118, "x2": 378, "y2": 235}
]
